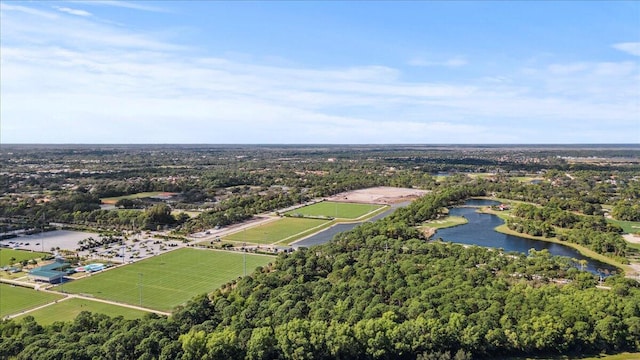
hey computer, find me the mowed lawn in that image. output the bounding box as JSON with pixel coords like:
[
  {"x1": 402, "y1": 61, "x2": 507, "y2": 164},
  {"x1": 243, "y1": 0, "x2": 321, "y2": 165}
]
[
  {"x1": 285, "y1": 201, "x2": 383, "y2": 219},
  {"x1": 0, "y1": 284, "x2": 63, "y2": 317},
  {"x1": 422, "y1": 216, "x2": 468, "y2": 229},
  {"x1": 14, "y1": 298, "x2": 148, "y2": 325},
  {"x1": 101, "y1": 191, "x2": 173, "y2": 204},
  {"x1": 60, "y1": 248, "x2": 273, "y2": 312},
  {"x1": 607, "y1": 218, "x2": 640, "y2": 234},
  {"x1": 0, "y1": 249, "x2": 49, "y2": 267},
  {"x1": 224, "y1": 218, "x2": 330, "y2": 244}
]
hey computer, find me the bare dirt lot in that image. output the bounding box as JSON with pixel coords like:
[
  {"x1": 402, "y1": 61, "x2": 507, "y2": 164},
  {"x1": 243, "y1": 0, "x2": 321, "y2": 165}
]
[{"x1": 327, "y1": 187, "x2": 429, "y2": 204}]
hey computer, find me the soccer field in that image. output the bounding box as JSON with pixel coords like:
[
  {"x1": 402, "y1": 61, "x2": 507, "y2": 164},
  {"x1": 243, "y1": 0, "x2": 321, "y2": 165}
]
[
  {"x1": 285, "y1": 201, "x2": 384, "y2": 219},
  {"x1": 224, "y1": 218, "x2": 330, "y2": 244},
  {"x1": 0, "y1": 284, "x2": 63, "y2": 317},
  {"x1": 0, "y1": 249, "x2": 49, "y2": 267},
  {"x1": 13, "y1": 298, "x2": 148, "y2": 325},
  {"x1": 60, "y1": 248, "x2": 273, "y2": 312}
]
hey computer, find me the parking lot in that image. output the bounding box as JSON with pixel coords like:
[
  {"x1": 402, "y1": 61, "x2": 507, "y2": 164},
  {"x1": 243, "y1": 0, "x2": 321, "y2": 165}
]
[{"x1": 0, "y1": 230, "x2": 186, "y2": 264}]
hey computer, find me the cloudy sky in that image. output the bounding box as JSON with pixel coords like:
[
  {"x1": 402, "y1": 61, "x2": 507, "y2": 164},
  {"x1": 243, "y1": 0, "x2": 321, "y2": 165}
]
[{"x1": 1, "y1": 1, "x2": 639, "y2": 144}]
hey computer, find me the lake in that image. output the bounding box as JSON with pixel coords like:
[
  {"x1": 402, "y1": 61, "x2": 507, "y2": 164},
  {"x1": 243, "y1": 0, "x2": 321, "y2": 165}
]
[
  {"x1": 293, "y1": 198, "x2": 617, "y2": 275},
  {"x1": 435, "y1": 201, "x2": 617, "y2": 275}
]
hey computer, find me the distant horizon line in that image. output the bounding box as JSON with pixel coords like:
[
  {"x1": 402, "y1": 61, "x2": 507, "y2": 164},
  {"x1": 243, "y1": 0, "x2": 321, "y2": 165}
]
[{"x1": 1, "y1": 143, "x2": 638, "y2": 147}]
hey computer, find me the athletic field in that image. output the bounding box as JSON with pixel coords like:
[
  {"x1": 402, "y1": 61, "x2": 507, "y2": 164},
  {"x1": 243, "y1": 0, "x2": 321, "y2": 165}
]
[
  {"x1": 60, "y1": 248, "x2": 273, "y2": 311},
  {"x1": 224, "y1": 218, "x2": 330, "y2": 245},
  {"x1": 0, "y1": 249, "x2": 49, "y2": 267},
  {"x1": 13, "y1": 298, "x2": 148, "y2": 325},
  {"x1": 0, "y1": 284, "x2": 63, "y2": 317},
  {"x1": 285, "y1": 201, "x2": 383, "y2": 219}
]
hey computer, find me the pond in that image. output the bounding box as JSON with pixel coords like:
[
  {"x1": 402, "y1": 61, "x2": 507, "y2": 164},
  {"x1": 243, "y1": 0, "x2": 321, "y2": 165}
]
[{"x1": 435, "y1": 203, "x2": 617, "y2": 275}]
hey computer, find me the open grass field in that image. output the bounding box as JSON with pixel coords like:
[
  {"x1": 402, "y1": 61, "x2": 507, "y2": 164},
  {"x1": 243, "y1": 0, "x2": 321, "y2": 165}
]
[
  {"x1": 60, "y1": 248, "x2": 273, "y2": 312},
  {"x1": 0, "y1": 248, "x2": 49, "y2": 267},
  {"x1": 13, "y1": 298, "x2": 148, "y2": 325},
  {"x1": 224, "y1": 218, "x2": 330, "y2": 245},
  {"x1": 607, "y1": 218, "x2": 640, "y2": 234},
  {"x1": 101, "y1": 191, "x2": 175, "y2": 204},
  {"x1": 422, "y1": 216, "x2": 468, "y2": 229},
  {"x1": 285, "y1": 201, "x2": 383, "y2": 219},
  {"x1": 171, "y1": 210, "x2": 201, "y2": 218},
  {"x1": 0, "y1": 284, "x2": 63, "y2": 317},
  {"x1": 513, "y1": 176, "x2": 545, "y2": 183}
]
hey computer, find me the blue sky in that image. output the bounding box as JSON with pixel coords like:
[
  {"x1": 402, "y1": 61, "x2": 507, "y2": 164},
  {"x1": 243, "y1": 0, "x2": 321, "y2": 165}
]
[{"x1": 1, "y1": 1, "x2": 638, "y2": 144}]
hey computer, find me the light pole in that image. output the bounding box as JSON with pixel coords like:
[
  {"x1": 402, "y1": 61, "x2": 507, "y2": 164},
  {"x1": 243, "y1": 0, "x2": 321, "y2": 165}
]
[{"x1": 138, "y1": 273, "x2": 143, "y2": 306}]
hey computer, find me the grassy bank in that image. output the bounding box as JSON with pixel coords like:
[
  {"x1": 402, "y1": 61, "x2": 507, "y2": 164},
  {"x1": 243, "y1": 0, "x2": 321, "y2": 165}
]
[
  {"x1": 479, "y1": 205, "x2": 636, "y2": 276},
  {"x1": 422, "y1": 216, "x2": 468, "y2": 229},
  {"x1": 420, "y1": 216, "x2": 468, "y2": 239}
]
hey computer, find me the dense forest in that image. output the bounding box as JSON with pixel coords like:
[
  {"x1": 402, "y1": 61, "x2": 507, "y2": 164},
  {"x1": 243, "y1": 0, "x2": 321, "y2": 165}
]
[{"x1": 1, "y1": 145, "x2": 639, "y2": 359}]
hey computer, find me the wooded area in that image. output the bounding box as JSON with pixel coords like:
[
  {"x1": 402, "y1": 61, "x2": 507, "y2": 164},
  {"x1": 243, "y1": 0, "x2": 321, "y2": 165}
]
[{"x1": 1, "y1": 144, "x2": 639, "y2": 359}]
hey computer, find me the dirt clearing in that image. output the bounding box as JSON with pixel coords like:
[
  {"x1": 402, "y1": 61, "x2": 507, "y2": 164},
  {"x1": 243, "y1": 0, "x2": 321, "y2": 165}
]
[{"x1": 327, "y1": 187, "x2": 429, "y2": 204}]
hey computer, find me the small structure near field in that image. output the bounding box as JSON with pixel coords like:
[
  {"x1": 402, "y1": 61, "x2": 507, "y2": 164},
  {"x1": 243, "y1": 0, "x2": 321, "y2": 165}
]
[
  {"x1": 29, "y1": 259, "x2": 70, "y2": 284},
  {"x1": 75, "y1": 263, "x2": 105, "y2": 273}
]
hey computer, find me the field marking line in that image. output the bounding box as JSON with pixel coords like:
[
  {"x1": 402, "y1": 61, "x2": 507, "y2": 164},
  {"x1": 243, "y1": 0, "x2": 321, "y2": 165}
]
[
  {"x1": 190, "y1": 246, "x2": 277, "y2": 258},
  {"x1": 0, "y1": 277, "x2": 37, "y2": 288},
  {"x1": 4, "y1": 295, "x2": 73, "y2": 320},
  {"x1": 65, "y1": 293, "x2": 171, "y2": 316},
  {"x1": 272, "y1": 220, "x2": 335, "y2": 246}
]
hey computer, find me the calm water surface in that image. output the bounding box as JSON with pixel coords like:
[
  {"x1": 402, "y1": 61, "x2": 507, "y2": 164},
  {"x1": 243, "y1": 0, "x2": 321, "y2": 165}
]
[
  {"x1": 294, "y1": 198, "x2": 617, "y2": 275},
  {"x1": 293, "y1": 202, "x2": 407, "y2": 248},
  {"x1": 436, "y1": 203, "x2": 617, "y2": 274}
]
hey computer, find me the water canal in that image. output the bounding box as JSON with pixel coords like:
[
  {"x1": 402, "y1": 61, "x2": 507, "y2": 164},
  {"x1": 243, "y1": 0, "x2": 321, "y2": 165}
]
[{"x1": 292, "y1": 202, "x2": 406, "y2": 248}]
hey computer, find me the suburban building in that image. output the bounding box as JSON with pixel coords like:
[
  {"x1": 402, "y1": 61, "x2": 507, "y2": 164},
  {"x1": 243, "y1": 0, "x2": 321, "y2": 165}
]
[{"x1": 28, "y1": 259, "x2": 70, "y2": 284}]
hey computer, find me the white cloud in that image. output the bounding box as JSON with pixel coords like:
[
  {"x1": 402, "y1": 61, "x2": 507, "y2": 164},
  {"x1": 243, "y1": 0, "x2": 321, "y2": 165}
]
[
  {"x1": 613, "y1": 42, "x2": 640, "y2": 56},
  {"x1": 408, "y1": 56, "x2": 467, "y2": 68},
  {"x1": 0, "y1": 3, "x2": 58, "y2": 19},
  {"x1": 1, "y1": 4, "x2": 638, "y2": 144},
  {"x1": 67, "y1": 0, "x2": 167, "y2": 13},
  {"x1": 55, "y1": 6, "x2": 92, "y2": 17}
]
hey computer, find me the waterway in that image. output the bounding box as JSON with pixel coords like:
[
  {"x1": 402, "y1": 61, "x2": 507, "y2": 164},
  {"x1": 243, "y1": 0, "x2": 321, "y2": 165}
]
[
  {"x1": 292, "y1": 198, "x2": 617, "y2": 275},
  {"x1": 436, "y1": 200, "x2": 617, "y2": 274},
  {"x1": 292, "y1": 202, "x2": 407, "y2": 248}
]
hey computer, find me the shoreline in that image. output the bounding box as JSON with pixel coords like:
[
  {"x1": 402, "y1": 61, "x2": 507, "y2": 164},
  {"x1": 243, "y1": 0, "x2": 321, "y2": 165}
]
[
  {"x1": 478, "y1": 207, "x2": 633, "y2": 275},
  {"x1": 420, "y1": 216, "x2": 468, "y2": 239}
]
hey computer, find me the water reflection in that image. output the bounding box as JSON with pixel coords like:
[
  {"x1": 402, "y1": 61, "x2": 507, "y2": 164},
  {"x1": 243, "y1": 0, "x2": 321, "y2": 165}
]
[{"x1": 435, "y1": 204, "x2": 617, "y2": 275}]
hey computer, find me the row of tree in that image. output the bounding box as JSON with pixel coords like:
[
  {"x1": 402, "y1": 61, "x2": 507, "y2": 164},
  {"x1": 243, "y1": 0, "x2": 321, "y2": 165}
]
[
  {"x1": 2, "y1": 185, "x2": 639, "y2": 359},
  {"x1": 507, "y1": 203, "x2": 627, "y2": 257}
]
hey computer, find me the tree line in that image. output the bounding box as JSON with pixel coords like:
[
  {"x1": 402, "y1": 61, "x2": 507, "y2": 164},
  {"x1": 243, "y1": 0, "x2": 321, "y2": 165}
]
[{"x1": 2, "y1": 185, "x2": 639, "y2": 359}]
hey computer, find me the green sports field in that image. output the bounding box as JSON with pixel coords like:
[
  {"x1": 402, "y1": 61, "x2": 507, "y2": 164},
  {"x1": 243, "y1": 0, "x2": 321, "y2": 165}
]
[
  {"x1": 60, "y1": 248, "x2": 273, "y2": 311},
  {"x1": 285, "y1": 201, "x2": 383, "y2": 219},
  {"x1": 0, "y1": 248, "x2": 49, "y2": 267},
  {"x1": 0, "y1": 284, "x2": 63, "y2": 317},
  {"x1": 224, "y1": 218, "x2": 330, "y2": 245},
  {"x1": 13, "y1": 298, "x2": 148, "y2": 325}
]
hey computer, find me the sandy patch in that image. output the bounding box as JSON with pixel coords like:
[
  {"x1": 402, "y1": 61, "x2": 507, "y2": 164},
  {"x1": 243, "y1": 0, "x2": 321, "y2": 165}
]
[
  {"x1": 627, "y1": 263, "x2": 640, "y2": 278},
  {"x1": 623, "y1": 234, "x2": 640, "y2": 244},
  {"x1": 327, "y1": 186, "x2": 429, "y2": 204}
]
